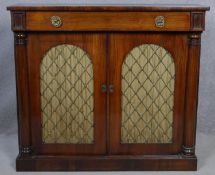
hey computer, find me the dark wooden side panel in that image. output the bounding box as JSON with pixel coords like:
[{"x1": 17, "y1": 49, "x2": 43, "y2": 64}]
[{"x1": 14, "y1": 32, "x2": 32, "y2": 155}]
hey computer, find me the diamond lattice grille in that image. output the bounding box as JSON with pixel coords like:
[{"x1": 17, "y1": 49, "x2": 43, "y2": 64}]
[
  {"x1": 40, "y1": 44, "x2": 94, "y2": 144},
  {"x1": 121, "y1": 44, "x2": 175, "y2": 143}
]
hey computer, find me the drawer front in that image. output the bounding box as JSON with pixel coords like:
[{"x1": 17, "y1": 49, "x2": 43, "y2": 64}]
[{"x1": 26, "y1": 12, "x2": 190, "y2": 31}]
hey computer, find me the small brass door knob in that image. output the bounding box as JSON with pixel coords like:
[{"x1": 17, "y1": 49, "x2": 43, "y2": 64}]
[{"x1": 50, "y1": 16, "x2": 62, "y2": 27}]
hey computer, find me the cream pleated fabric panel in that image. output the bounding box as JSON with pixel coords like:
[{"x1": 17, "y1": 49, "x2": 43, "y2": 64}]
[
  {"x1": 40, "y1": 44, "x2": 94, "y2": 144},
  {"x1": 121, "y1": 44, "x2": 175, "y2": 143}
]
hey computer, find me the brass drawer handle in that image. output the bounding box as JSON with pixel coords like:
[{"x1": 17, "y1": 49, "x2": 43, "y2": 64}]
[
  {"x1": 155, "y1": 16, "x2": 165, "y2": 28},
  {"x1": 50, "y1": 16, "x2": 62, "y2": 28}
]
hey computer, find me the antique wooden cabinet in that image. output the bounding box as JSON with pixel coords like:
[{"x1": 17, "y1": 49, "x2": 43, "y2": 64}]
[{"x1": 7, "y1": 4, "x2": 209, "y2": 171}]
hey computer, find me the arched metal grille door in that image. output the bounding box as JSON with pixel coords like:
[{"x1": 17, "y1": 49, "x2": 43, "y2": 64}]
[
  {"x1": 121, "y1": 44, "x2": 175, "y2": 144},
  {"x1": 40, "y1": 44, "x2": 94, "y2": 144}
]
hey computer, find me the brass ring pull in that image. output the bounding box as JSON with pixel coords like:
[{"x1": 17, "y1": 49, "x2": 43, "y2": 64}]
[
  {"x1": 50, "y1": 16, "x2": 62, "y2": 28},
  {"x1": 155, "y1": 16, "x2": 165, "y2": 28}
]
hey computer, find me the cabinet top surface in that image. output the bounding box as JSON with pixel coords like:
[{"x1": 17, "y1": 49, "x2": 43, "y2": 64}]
[{"x1": 7, "y1": 4, "x2": 209, "y2": 11}]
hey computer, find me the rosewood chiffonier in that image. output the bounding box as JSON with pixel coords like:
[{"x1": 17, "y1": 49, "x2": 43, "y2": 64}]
[{"x1": 7, "y1": 4, "x2": 209, "y2": 171}]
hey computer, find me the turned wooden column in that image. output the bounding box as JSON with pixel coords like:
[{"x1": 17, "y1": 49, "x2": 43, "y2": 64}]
[
  {"x1": 14, "y1": 32, "x2": 32, "y2": 156},
  {"x1": 12, "y1": 10, "x2": 32, "y2": 156},
  {"x1": 183, "y1": 33, "x2": 201, "y2": 157}
]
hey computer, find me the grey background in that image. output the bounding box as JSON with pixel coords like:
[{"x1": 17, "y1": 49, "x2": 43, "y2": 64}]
[{"x1": 0, "y1": 0, "x2": 214, "y2": 174}]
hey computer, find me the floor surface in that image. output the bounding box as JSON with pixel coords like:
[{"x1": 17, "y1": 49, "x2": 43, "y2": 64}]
[{"x1": 0, "y1": 132, "x2": 215, "y2": 174}]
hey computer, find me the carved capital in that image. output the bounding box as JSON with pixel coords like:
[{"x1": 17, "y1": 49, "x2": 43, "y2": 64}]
[
  {"x1": 15, "y1": 32, "x2": 27, "y2": 45},
  {"x1": 182, "y1": 145, "x2": 195, "y2": 157},
  {"x1": 19, "y1": 146, "x2": 32, "y2": 156},
  {"x1": 188, "y1": 33, "x2": 201, "y2": 46}
]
